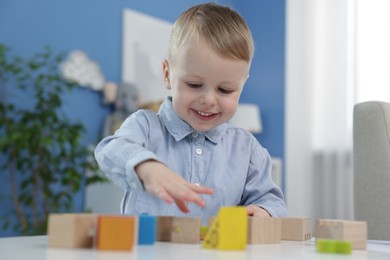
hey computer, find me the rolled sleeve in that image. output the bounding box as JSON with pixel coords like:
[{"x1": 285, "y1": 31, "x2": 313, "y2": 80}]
[{"x1": 94, "y1": 110, "x2": 161, "y2": 191}]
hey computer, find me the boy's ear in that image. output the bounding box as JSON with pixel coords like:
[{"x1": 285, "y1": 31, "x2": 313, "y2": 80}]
[{"x1": 162, "y1": 59, "x2": 171, "y2": 89}]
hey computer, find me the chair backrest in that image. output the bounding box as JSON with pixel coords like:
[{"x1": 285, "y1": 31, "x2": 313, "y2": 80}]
[{"x1": 353, "y1": 101, "x2": 390, "y2": 240}]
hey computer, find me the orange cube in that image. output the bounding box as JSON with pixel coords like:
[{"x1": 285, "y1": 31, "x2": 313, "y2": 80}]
[{"x1": 97, "y1": 215, "x2": 136, "y2": 250}]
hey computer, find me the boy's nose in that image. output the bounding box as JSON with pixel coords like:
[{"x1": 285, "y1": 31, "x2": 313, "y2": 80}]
[{"x1": 199, "y1": 91, "x2": 216, "y2": 107}]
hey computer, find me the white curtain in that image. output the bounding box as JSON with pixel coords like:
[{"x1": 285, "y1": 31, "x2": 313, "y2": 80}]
[{"x1": 285, "y1": 0, "x2": 390, "y2": 221}]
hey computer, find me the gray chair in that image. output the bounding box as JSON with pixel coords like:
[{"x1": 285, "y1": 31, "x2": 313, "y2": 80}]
[{"x1": 353, "y1": 101, "x2": 390, "y2": 241}]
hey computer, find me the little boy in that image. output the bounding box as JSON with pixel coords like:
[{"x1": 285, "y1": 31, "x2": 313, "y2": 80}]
[{"x1": 95, "y1": 3, "x2": 287, "y2": 223}]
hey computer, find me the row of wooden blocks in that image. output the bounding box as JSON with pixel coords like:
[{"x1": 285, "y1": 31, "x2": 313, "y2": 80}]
[
  {"x1": 47, "y1": 211, "x2": 311, "y2": 250},
  {"x1": 47, "y1": 207, "x2": 367, "y2": 251}
]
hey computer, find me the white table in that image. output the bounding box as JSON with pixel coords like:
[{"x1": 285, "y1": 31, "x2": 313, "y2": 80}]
[{"x1": 0, "y1": 236, "x2": 389, "y2": 260}]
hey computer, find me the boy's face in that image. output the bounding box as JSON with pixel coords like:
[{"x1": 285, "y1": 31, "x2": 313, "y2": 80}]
[{"x1": 163, "y1": 38, "x2": 250, "y2": 132}]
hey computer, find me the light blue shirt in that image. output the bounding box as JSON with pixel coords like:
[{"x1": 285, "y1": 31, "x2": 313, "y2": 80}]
[{"x1": 95, "y1": 97, "x2": 287, "y2": 223}]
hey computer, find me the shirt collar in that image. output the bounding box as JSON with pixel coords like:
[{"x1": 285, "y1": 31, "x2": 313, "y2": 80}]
[{"x1": 158, "y1": 97, "x2": 226, "y2": 144}]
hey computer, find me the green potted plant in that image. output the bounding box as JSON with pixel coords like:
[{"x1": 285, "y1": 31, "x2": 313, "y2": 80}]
[{"x1": 0, "y1": 44, "x2": 107, "y2": 235}]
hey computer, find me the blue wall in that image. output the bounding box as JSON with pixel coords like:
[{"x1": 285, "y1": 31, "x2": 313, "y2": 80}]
[
  {"x1": 0, "y1": 0, "x2": 285, "y2": 236},
  {"x1": 236, "y1": 1, "x2": 285, "y2": 159}
]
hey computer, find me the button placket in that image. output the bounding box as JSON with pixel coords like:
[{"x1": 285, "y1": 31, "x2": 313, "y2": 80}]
[{"x1": 190, "y1": 132, "x2": 205, "y2": 188}]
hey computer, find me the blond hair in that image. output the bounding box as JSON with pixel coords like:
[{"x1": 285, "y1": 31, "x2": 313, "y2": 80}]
[{"x1": 168, "y1": 3, "x2": 254, "y2": 64}]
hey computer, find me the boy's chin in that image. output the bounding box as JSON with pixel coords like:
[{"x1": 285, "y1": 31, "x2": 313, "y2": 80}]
[{"x1": 191, "y1": 124, "x2": 215, "y2": 133}]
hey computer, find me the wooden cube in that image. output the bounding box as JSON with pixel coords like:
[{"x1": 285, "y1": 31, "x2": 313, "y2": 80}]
[
  {"x1": 316, "y1": 219, "x2": 367, "y2": 249},
  {"x1": 200, "y1": 217, "x2": 216, "y2": 241},
  {"x1": 316, "y1": 239, "x2": 352, "y2": 254},
  {"x1": 247, "y1": 217, "x2": 281, "y2": 244},
  {"x1": 156, "y1": 216, "x2": 201, "y2": 244},
  {"x1": 156, "y1": 216, "x2": 174, "y2": 242},
  {"x1": 281, "y1": 217, "x2": 312, "y2": 241},
  {"x1": 47, "y1": 213, "x2": 97, "y2": 248},
  {"x1": 138, "y1": 215, "x2": 156, "y2": 245},
  {"x1": 200, "y1": 226, "x2": 208, "y2": 241},
  {"x1": 203, "y1": 207, "x2": 247, "y2": 250},
  {"x1": 97, "y1": 215, "x2": 137, "y2": 251}
]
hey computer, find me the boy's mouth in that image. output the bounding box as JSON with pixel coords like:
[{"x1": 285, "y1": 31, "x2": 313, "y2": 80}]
[{"x1": 192, "y1": 109, "x2": 219, "y2": 120}]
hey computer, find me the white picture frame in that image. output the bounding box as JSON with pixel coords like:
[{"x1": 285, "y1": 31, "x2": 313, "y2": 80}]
[{"x1": 122, "y1": 9, "x2": 173, "y2": 104}]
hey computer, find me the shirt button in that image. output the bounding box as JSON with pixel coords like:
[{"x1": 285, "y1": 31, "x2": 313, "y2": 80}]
[
  {"x1": 192, "y1": 131, "x2": 199, "y2": 138},
  {"x1": 196, "y1": 148, "x2": 203, "y2": 155}
]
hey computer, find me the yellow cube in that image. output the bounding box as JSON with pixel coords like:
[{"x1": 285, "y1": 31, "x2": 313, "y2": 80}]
[{"x1": 202, "y1": 207, "x2": 247, "y2": 250}]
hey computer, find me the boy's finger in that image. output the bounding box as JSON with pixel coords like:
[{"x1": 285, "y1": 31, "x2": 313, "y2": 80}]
[
  {"x1": 154, "y1": 188, "x2": 174, "y2": 204},
  {"x1": 246, "y1": 205, "x2": 256, "y2": 216},
  {"x1": 174, "y1": 198, "x2": 190, "y2": 213},
  {"x1": 191, "y1": 184, "x2": 214, "y2": 195},
  {"x1": 169, "y1": 186, "x2": 207, "y2": 208},
  {"x1": 185, "y1": 193, "x2": 207, "y2": 208}
]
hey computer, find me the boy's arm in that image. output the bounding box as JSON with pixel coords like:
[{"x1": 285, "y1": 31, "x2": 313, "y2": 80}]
[
  {"x1": 246, "y1": 205, "x2": 271, "y2": 217},
  {"x1": 240, "y1": 138, "x2": 288, "y2": 217},
  {"x1": 94, "y1": 110, "x2": 159, "y2": 191}
]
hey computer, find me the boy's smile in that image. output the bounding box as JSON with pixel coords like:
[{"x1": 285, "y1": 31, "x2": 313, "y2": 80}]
[
  {"x1": 163, "y1": 37, "x2": 250, "y2": 132},
  {"x1": 192, "y1": 108, "x2": 219, "y2": 121}
]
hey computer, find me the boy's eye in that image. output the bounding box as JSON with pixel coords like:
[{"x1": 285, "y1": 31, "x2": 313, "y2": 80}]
[
  {"x1": 218, "y1": 87, "x2": 233, "y2": 94},
  {"x1": 187, "y1": 83, "x2": 202, "y2": 88}
]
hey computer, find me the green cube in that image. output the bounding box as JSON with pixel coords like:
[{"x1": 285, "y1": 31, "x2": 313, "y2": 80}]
[{"x1": 316, "y1": 239, "x2": 352, "y2": 254}]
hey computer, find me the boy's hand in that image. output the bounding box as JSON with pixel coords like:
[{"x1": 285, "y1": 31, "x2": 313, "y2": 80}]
[
  {"x1": 135, "y1": 160, "x2": 214, "y2": 213},
  {"x1": 246, "y1": 205, "x2": 271, "y2": 217}
]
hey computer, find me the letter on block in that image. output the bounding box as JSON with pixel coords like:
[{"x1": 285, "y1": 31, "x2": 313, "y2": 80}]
[
  {"x1": 316, "y1": 219, "x2": 367, "y2": 249},
  {"x1": 202, "y1": 207, "x2": 247, "y2": 250},
  {"x1": 156, "y1": 216, "x2": 201, "y2": 244},
  {"x1": 281, "y1": 217, "x2": 312, "y2": 241},
  {"x1": 47, "y1": 213, "x2": 97, "y2": 248},
  {"x1": 247, "y1": 217, "x2": 281, "y2": 244},
  {"x1": 97, "y1": 215, "x2": 137, "y2": 251},
  {"x1": 138, "y1": 215, "x2": 156, "y2": 245}
]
